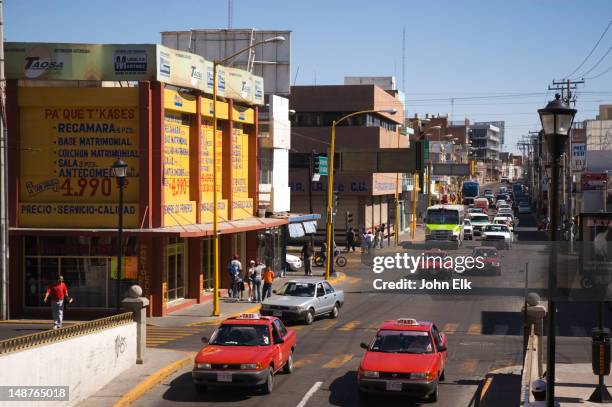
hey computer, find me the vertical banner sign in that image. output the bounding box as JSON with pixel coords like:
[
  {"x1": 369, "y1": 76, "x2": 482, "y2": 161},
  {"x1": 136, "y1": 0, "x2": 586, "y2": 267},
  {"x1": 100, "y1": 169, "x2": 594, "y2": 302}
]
[
  {"x1": 571, "y1": 143, "x2": 586, "y2": 172},
  {"x1": 18, "y1": 87, "x2": 140, "y2": 228},
  {"x1": 162, "y1": 89, "x2": 196, "y2": 226},
  {"x1": 231, "y1": 116, "x2": 253, "y2": 219},
  {"x1": 200, "y1": 116, "x2": 228, "y2": 223}
]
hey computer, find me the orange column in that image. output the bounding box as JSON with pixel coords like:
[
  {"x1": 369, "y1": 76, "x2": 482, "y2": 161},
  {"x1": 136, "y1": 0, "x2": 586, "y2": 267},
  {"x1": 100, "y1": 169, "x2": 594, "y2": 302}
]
[
  {"x1": 151, "y1": 82, "x2": 165, "y2": 228},
  {"x1": 223, "y1": 99, "x2": 234, "y2": 220},
  {"x1": 190, "y1": 95, "x2": 202, "y2": 224},
  {"x1": 138, "y1": 81, "x2": 153, "y2": 228},
  {"x1": 248, "y1": 106, "x2": 259, "y2": 216}
]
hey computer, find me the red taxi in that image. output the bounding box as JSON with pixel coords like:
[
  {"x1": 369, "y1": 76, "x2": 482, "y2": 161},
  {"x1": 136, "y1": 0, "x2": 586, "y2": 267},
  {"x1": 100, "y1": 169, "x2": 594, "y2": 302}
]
[
  {"x1": 358, "y1": 318, "x2": 448, "y2": 401},
  {"x1": 471, "y1": 246, "x2": 502, "y2": 275},
  {"x1": 192, "y1": 313, "x2": 296, "y2": 394},
  {"x1": 418, "y1": 248, "x2": 452, "y2": 279}
]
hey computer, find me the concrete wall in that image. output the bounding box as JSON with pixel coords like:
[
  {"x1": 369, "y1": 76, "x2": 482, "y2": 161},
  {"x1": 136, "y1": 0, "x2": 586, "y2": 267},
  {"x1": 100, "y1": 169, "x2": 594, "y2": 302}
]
[{"x1": 0, "y1": 322, "x2": 136, "y2": 406}]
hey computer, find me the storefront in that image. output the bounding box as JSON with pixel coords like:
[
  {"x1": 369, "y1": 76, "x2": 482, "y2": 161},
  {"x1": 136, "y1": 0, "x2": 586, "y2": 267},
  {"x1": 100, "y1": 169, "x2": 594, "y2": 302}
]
[{"x1": 5, "y1": 42, "x2": 289, "y2": 318}]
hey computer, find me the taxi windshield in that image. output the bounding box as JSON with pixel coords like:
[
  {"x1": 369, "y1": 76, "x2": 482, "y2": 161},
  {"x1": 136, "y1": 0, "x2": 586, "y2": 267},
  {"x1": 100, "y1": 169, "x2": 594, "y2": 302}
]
[
  {"x1": 209, "y1": 324, "x2": 270, "y2": 346},
  {"x1": 279, "y1": 282, "x2": 316, "y2": 297},
  {"x1": 369, "y1": 330, "x2": 433, "y2": 354}
]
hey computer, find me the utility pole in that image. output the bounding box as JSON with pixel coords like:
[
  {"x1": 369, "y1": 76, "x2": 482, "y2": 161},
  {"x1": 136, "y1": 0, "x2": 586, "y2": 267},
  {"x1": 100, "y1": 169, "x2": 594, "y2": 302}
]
[{"x1": 0, "y1": 0, "x2": 8, "y2": 320}]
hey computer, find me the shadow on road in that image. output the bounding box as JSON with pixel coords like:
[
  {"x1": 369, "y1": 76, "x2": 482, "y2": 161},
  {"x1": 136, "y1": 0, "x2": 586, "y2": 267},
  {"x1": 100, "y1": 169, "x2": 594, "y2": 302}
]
[
  {"x1": 328, "y1": 371, "x2": 426, "y2": 406},
  {"x1": 161, "y1": 372, "x2": 256, "y2": 403}
]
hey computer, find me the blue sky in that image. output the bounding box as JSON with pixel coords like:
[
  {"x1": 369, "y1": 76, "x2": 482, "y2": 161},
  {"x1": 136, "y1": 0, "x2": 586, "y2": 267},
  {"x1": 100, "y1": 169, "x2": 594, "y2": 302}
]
[{"x1": 6, "y1": 0, "x2": 612, "y2": 152}]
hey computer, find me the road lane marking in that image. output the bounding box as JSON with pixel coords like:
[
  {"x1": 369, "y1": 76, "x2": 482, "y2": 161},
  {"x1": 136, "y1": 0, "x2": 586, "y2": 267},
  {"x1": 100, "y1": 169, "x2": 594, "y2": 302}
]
[
  {"x1": 314, "y1": 320, "x2": 338, "y2": 331},
  {"x1": 443, "y1": 323, "x2": 459, "y2": 334},
  {"x1": 296, "y1": 381, "x2": 323, "y2": 407},
  {"x1": 338, "y1": 321, "x2": 360, "y2": 331},
  {"x1": 480, "y1": 376, "x2": 493, "y2": 401},
  {"x1": 290, "y1": 325, "x2": 305, "y2": 331},
  {"x1": 462, "y1": 359, "x2": 477, "y2": 374},
  {"x1": 467, "y1": 323, "x2": 481, "y2": 335},
  {"x1": 294, "y1": 353, "x2": 321, "y2": 368},
  {"x1": 322, "y1": 354, "x2": 354, "y2": 369},
  {"x1": 366, "y1": 322, "x2": 380, "y2": 330}
]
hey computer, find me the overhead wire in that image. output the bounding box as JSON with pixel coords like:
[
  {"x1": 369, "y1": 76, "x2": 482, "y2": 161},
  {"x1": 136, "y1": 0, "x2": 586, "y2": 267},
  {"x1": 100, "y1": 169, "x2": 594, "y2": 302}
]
[
  {"x1": 575, "y1": 43, "x2": 612, "y2": 79},
  {"x1": 565, "y1": 18, "x2": 612, "y2": 79}
]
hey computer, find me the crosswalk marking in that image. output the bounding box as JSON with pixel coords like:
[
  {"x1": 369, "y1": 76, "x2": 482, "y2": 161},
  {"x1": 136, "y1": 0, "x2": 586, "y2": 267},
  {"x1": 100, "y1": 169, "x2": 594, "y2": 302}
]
[
  {"x1": 146, "y1": 326, "x2": 203, "y2": 347},
  {"x1": 290, "y1": 325, "x2": 305, "y2": 331},
  {"x1": 338, "y1": 321, "x2": 360, "y2": 331},
  {"x1": 467, "y1": 323, "x2": 481, "y2": 335},
  {"x1": 294, "y1": 353, "x2": 320, "y2": 368},
  {"x1": 322, "y1": 354, "x2": 354, "y2": 369},
  {"x1": 443, "y1": 323, "x2": 459, "y2": 334}
]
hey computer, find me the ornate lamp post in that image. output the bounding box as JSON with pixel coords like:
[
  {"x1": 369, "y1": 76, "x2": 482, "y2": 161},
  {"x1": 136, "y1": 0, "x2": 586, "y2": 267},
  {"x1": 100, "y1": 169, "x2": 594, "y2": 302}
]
[
  {"x1": 112, "y1": 159, "x2": 129, "y2": 312},
  {"x1": 538, "y1": 94, "x2": 576, "y2": 406}
]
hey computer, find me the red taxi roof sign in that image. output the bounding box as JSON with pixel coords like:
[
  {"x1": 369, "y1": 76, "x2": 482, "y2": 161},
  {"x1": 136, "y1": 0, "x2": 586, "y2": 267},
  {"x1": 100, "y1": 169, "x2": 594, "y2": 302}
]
[
  {"x1": 237, "y1": 313, "x2": 260, "y2": 320},
  {"x1": 396, "y1": 318, "x2": 419, "y2": 325}
]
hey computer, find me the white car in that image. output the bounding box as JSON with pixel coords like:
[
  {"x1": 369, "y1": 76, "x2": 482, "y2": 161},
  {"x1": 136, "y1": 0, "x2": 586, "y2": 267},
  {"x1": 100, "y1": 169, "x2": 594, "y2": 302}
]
[
  {"x1": 481, "y1": 224, "x2": 513, "y2": 249},
  {"x1": 469, "y1": 213, "x2": 490, "y2": 236},
  {"x1": 496, "y1": 199, "x2": 508, "y2": 209},
  {"x1": 493, "y1": 216, "x2": 513, "y2": 232},
  {"x1": 497, "y1": 207, "x2": 514, "y2": 216},
  {"x1": 286, "y1": 254, "x2": 303, "y2": 271},
  {"x1": 463, "y1": 219, "x2": 474, "y2": 240},
  {"x1": 496, "y1": 213, "x2": 517, "y2": 228}
]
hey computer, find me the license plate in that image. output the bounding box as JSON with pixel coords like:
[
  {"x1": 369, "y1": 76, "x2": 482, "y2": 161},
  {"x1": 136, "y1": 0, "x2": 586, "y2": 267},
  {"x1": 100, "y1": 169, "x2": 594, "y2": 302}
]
[
  {"x1": 273, "y1": 310, "x2": 283, "y2": 317},
  {"x1": 217, "y1": 372, "x2": 232, "y2": 382},
  {"x1": 386, "y1": 381, "x2": 402, "y2": 391}
]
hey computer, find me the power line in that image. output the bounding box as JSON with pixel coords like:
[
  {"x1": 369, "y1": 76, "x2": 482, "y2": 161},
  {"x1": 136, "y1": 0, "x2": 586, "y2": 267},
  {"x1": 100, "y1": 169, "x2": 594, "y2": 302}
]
[
  {"x1": 585, "y1": 62, "x2": 612, "y2": 80},
  {"x1": 565, "y1": 18, "x2": 612, "y2": 79},
  {"x1": 576, "y1": 43, "x2": 612, "y2": 79}
]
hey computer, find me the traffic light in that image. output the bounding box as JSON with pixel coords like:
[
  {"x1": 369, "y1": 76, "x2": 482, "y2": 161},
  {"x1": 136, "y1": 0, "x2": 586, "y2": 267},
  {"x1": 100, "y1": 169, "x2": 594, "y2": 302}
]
[{"x1": 333, "y1": 190, "x2": 339, "y2": 214}]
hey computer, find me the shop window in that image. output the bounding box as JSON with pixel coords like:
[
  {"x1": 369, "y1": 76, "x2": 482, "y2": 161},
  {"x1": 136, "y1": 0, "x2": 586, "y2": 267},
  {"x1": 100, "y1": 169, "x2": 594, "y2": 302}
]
[{"x1": 166, "y1": 237, "x2": 187, "y2": 302}]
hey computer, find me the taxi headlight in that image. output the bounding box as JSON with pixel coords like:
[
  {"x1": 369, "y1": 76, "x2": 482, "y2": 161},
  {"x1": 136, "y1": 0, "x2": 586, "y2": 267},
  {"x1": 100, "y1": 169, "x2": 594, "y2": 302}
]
[
  {"x1": 411, "y1": 371, "x2": 435, "y2": 380},
  {"x1": 363, "y1": 370, "x2": 379, "y2": 378},
  {"x1": 196, "y1": 363, "x2": 212, "y2": 369},
  {"x1": 240, "y1": 363, "x2": 260, "y2": 370}
]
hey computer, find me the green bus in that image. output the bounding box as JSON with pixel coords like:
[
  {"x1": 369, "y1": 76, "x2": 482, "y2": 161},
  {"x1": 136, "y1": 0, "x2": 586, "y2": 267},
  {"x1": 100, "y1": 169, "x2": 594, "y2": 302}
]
[{"x1": 424, "y1": 204, "x2": 465, "y2": 248}]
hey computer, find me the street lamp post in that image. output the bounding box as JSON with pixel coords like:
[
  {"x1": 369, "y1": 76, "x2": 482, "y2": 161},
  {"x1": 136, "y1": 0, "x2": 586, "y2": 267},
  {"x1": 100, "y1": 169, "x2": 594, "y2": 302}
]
[
  {"x1": 211, "y1": 36, "x2": 285, "y2": 316},
  {"x1": 112, "y1": 159, "x2": 128, "y2": 312},
  {"x1": 538, "y1": 94, "x2": 577, "y2": 407},
  {"x1": 325, "y1": 108, "x2": 397, "y2": 280}
]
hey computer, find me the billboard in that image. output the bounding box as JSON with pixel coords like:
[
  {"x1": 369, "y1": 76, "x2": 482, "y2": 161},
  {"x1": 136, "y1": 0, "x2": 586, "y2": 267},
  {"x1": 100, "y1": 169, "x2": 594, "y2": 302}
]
[
  {"x1": 571, "y1": 142, "x2": 586, "y2": 172},
  {"x1": 581, "y1": 173, "x2": 608, "y2": 191},
  {"x1": 6, "y1": 42, "x2": 264, "y2": 105},
  {"x1": 18, "y1": 87, "x2": 140, "y2": 228}
]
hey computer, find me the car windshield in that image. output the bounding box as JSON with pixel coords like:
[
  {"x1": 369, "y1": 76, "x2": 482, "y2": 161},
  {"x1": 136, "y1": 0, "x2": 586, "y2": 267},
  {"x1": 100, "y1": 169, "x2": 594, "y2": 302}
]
[
  {"x1": 473, "y1": 248, "x2": 499, "y2": 257},
  {"x1": 425, "y1": 209, "x2": 459, "y2": 225},
  {"x1": 485, "y1": 225, "x2": 508, "y2": 232},
  {"x1": 370, "y1": 330, "x2": 433, "y2": 354},
  {"x1": 469, "y1": 208, "x2": 484, "y2": 213},
  {"x1": 471, "y1": 215, "x2": 489, "y2": 223},
  {"x1": 210, "y1": 324, "x2": 270, "y2": 346},
  {"x1": 279, "y1": 282, "x2": 315, "y2": 297},
  {"x1": 463, "y1": 219, "x2": 471, "y2": 225}
]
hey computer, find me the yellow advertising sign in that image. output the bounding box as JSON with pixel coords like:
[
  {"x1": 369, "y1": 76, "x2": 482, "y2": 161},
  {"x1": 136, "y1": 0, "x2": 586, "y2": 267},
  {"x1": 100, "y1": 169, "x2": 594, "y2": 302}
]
[
  {"x1": 200, "y1": 118, "x2": 228, "y2": 223},
  {"x1": 164, "y1": 88, "x2": 197, "y2": 114},
  {"x1": 231, "y1": 125, "x2": 253, "y2": 220},
  {"x1": 232, "y1": 106, "x2": 255, "y2": 124},
  {"x1": 163, "y1": 106, "x2": 196, "y2": 226},
  {"x1": 18, "y1": 87, "x2": 140, "y2": 228},
  {"x1": 201, "y1": 97, "x2": 229, "y2": 120}
]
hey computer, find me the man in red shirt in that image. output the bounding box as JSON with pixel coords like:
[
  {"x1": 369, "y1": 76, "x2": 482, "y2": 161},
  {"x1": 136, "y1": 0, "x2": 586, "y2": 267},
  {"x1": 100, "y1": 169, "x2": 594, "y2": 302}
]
[{"x1": 43, "y1": 276, "x2": 71, "y2": 329}]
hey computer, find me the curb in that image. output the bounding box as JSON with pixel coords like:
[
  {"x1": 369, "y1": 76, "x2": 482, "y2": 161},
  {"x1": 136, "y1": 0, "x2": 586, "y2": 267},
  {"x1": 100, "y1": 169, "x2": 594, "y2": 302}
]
[{"x1": 112, "y1": 352, "x2": 195, "y2": 407}]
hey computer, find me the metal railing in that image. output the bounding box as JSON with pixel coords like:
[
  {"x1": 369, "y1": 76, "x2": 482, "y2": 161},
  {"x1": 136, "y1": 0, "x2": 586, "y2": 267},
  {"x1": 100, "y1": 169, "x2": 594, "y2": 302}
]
[
  {"x1": 521, "y1": 324, "x2": 538, "y2": 405},
  {"x1": 0, "y1": 312, "x2": 134, "y2": 356}
]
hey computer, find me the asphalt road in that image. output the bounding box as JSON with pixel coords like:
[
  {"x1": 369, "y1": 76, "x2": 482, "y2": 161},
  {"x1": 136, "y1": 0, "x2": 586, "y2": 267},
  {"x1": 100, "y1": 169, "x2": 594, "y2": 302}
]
[{"x1": 134, "y1": 202, "x2": 597, "y2": 406}]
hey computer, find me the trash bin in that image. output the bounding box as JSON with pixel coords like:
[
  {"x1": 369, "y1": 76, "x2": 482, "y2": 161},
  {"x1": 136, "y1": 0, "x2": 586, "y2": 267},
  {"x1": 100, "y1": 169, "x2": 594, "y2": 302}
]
[{"x1": 592, "y1": 328, "x2": 611, "y2": 376}]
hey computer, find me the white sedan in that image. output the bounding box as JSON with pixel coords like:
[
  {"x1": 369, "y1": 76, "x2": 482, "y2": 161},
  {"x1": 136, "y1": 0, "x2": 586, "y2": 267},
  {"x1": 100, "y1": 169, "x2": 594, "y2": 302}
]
[
  {"x1": 481, "y1": 224, "x2": 513, "y2": 249},
  {"x1": 286, "y1": 254, "x2": 303, "y2": 271}
]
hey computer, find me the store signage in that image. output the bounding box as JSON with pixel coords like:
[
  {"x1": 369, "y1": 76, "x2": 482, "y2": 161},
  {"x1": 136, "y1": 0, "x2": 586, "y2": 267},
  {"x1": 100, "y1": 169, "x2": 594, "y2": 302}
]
[
  {"x1": 231, "y1": 123, "x2": 253, "y2": 220},
  {"x1": 581, "y1": 173, "x2": 607, "y2": 191},
  {"x1": 6, "y1": 42, "x2": 264, "y2": 105},
  {"x1": 18, "y1": 87, "x2": 140, "y2": 228},
  {"x1": 572, "y1": 143, "x2": 586, "y2": 172}
]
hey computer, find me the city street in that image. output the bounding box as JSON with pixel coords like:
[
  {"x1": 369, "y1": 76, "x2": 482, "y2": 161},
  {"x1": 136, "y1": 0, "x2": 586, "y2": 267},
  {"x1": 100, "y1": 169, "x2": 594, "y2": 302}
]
[{"x1": 130, "y1": 210, "x2": 594, "y2": 407}]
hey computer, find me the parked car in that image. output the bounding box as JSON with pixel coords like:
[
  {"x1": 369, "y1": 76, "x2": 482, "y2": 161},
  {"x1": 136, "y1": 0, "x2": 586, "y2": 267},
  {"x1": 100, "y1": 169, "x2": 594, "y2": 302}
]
[
  {"x1": 481, "y1": 224, "x2": 513, "y2": 249},
  {"x1": 463, "y1": 219, "x2": 473, "y2": 240},
  {"x1": 358, "y1": 318, "x2": 448, "y2": 401},
  {"x1": 285, "y1": 254, "x2": 302, "y2": 271},
  {"x1": 192, "y1": 313, "x2": 296, "y2": 394},
  {"x1": 261, "y1": 279, "x2": 344, "y2": 325}
]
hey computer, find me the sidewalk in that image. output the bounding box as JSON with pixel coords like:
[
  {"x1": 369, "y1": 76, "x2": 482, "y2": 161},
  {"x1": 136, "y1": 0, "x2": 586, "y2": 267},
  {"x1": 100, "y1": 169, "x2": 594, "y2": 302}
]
[
  {"x1": 79, "y1": 347, "x2": 193, "y2": 407},
  {"x1": 481, "y1": 364, "x2": 612, "y2": 406}
]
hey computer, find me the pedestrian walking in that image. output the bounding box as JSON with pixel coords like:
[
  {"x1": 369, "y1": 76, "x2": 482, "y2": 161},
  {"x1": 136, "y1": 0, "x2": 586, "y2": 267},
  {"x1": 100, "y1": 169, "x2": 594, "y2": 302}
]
[
  {"x1": 43, "y1": 275, "x2": 72, "y2": 330},
  {"x1": 302, "y1": 242, "x2": 313, "y2": 276},
  {"x1": 365, "y1": 230, "x2": 374, "y2": 254},
  {"x1": 360, "y1": 231, "x2": 367, "y2": 253},
  {"x1": 346, "y1": 227, "x2": 356, "y2": 252},
  {"x1": 262, "y1": 266, "x2": 275, "y2": 300},
  {"x1": 320, "y1": 241, "x2": 327, "y2": 266},
  {"x1": 228, "y1": 254, "x2": 242, "y2": 299},
  {"x1": 251, "y1": 260, "x2": 264, "y2": 302},
  {"x1": 379, "y1": 224, "x2": 386, "y2": 248},
  {"x1": 247, "y1": 260, "x2": 257, "y2": 301},
  {"x1": 373, "y1": 227, "x2": 380, "y2": 249}
]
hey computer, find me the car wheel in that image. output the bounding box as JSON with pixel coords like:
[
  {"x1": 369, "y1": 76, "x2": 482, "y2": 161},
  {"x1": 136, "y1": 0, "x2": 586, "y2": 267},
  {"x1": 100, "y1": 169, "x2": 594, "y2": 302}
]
[
  {"x1": 194, "y1": 384, "x2": 207, "y2": 394},
  {"x1": 329, "y1": 303, "x2": 339, "y2": 319},
  {"x1": 283, "y1": 351, "x2": 294, "y2": 374},
  {"x1": 336, "y1": 256, "x2": 347, "y2": 267},
  {"x1": 429, "y1": 381, "x2": 439, "y2": 402},
  {"x1": 305, "y1": 308, "x2": 315, "y2": 325},
  {"x1": 262, "y1": 367, "x2": 274, "y2": 394}
]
